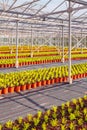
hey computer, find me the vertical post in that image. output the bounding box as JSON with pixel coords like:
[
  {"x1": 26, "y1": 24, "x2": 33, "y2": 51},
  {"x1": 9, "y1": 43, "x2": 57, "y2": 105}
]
[
  {"x1": 81, "y1": 29, "x2": 83, "y2": 53},
  {"x1": 41, "y1": 32, "x2": 43, "y2": 46},
  {"x1": 9, "y1": 34, "x2": 11, "y2": 51},
  {"x1": 50, "y1": 34, "x2": 52, "y2": 46},
  {"x1": 85, "y1": 36, "x2": 87, "y2": 48},
  {"x1": 28, "y1": 28, "x2": 30, "y2": 49},
  {"x1": 59, "y1": 31, "x2": 61, "y2": 55},
  {"x1": 3, "y1": 34, "x2": 5, "y2": 45},
  {"x1": 8, "y1": 34, "x2": 10, "y2": 48},
  {"x1": 61, "y1": 21, "x2": 64, "y2": 63},
  {"x1": 30, "y1": 25, "x2": 33, "y2": 57},
  {"x1": 68, "y1": 0, "x2": 72, "y2": 84},
  {"x1": 85, "y1": 35, "x2": 86, "y2": 48},
  {"x1": 15, "y1": 19, "x2": 19, "y2": 68},
  {"x1": 10, "y1": 32, "x2": 13, "y2": 54},
  {"x1": 76, "y1": 35, "x2": 78, "y2": 49},
  {"x1": 59, "y1": 32, "x2": 61, "y2": 49}
]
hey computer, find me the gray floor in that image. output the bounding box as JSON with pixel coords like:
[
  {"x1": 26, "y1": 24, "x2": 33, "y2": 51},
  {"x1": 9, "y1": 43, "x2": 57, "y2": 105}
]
[
  {"x1": 0, "y1": 59, "x2": 87, "y2": 73},
  {"x1": 0, "y1": 78, "x2": 87, "y2": 123}
]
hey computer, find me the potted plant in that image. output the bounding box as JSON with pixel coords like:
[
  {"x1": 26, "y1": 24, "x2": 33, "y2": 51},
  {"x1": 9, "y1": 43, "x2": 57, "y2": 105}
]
[
  {"x1": 2, "y1": 83, "x2": 8, "y2": 94},
  {"x1": 14, "y1": 82, "x2": 20, "y2": 92},
  {"x1": 36, "y1": 77, "x2": 42, "y2": 87},
  {"x1": 8, "y1": 82, "x2": 14, "y2": 93},
  {"x1": 26, "y1": 79, "x2": 31, "y2": 90},
  {"x1": 20, "y1": 79, "x2": 26, "y2": 91},
  {"x1": 31, "y1": 79, "x2": 37, "y2": 89}
]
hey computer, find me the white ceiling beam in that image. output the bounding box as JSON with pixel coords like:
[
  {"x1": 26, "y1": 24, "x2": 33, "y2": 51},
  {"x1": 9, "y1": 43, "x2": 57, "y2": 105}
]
[{"x1": 66, "y1": 0, "x2": 87, "y2": 6}]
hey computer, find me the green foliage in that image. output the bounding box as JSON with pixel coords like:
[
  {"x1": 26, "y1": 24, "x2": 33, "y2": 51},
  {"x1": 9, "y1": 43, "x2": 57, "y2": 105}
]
[
  {"x1": 84, "y1": 114, "x2": 87, "y2": 121},
  {"x1": 69, "y1": 113, "x2": 76, "y2": 121},
  {"x1": 37, "y1": 110, "x2": 42, "y2": 118},
  {"x1": 46, "y1": 109, "x2": 50, "y2": 116},
  {"x1": 0, "y1": 124, "x2": 2, "y2": 130},
  {"x1": 79, "y1": 100, "x2": 84, "y2": 108},
  {"x1": 66, "y1": 101, "x2": 70, "y2": 107},
  {"x1": 5, "y1": 120, "x2": 13, "y2": 128},
  {"x1": 42, "y1": 122, "x2": 47, "y2": 130},
  {"x1": 84, "y1": 95, "x2": 87, "y2": 100},
  {"x1": 74, "y1": 110, "x2": 80, "y2": 118},
  {"x1": 78, "y1": 97, "x2": 82, "y2": 104},
  {"x1": 81, "y1": 128, "x2": 87, "y2": 130},
  {"x1": 50, "y1": 119, "x2": 58, "y2": 127},
  {"x1": 51, "y1": 106, "x2": 57, "y2": 113},
  {"x1": 61, "y1": 110, "x2": 66, "y2": 116},
  {"x1": 76, "y1": 104, "x2": 80, "y2": 110},
  {"x1": 44, "y1": 115, "x2": 49, "y2": 123},
  {"x1": 22, "y1": 122, "x2": 30, "y2": 130},
  {"x1": 12, "y1": 125, "x2": 19, "y2": 130},
  {"x1": 61, "y1": 124, "x2": 66, "y2": 130},
  {"x1": 27, "y1": 114, "x2": 32, "y2": 121},
  {"x1": 72, "y1": 99, "x2": 77, "y2": 104},
  {"x1": 68, "y1": 107, "x2": 73, "y2": 114},
  {"x1": 31, "y1": 128, "x2": 36, "y2": 130},
  {"x1": 69, "y1": 122, "x2": 75, "y2": 130},
  {"x1": 62, "y1": 117, "x2": 67, "y2": 124},
  {"x1": 17, "y1": 116, "x2": 23, "y2": 124},
  {"x1": 78, "y1": 118, "x2": 83, "y2": 126},
  {"x1": 52, "y1": 112, "x2": 57, "y2": 119},
  {"x1": 61, "y1": 103, "x2": 65, "y2": 109},
  {"x1": 83, "y1": 108, "x2": 87, "y2": 115},
  {"x1": 33, "y1": 117, "x2": 40, "y2": 126}
]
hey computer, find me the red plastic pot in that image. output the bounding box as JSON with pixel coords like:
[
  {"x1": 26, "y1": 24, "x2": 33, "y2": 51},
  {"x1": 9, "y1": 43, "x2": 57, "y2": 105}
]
[
  {"x1": 73, "y1": 75, "x2": 77, "y2": 80},
  {"x1": 0, "y1": 89, "x2": 2, "y2": 95},
  {"x1": 2, "y1": 88, "x2": 8, "y2": 94},
  {"x1": 14, "y1": 86, "x2": 21, "y2": 92},
  {"x1": 85, "y1": 73, "x2": 87, "y2": 77},
  {"x1": 83, "y1": 73, "x2": 85, "y2": 78},
  {"x1": 19, "y1": 63, "x2": 22, "y2": 67},
  {"x1": 46, "y1": 80, "x2": 51, "y2": 85},
  {"x1": 31, "y1": 83, "x2": 37, "y2": 88},
  {"x1": 20, "y1": 85, "x2": 26, "y2": 91},
  {"x1": 7, "y1": 64, "x2": 10, "y2": 68},
  {"x1": 54, "y1": 78, "x2": 59, "y2": 83},
  {"x1": 1, "y1": 64, "x2": 4, "y2": 68},
  {"x1": 59, "y1": 77, "x2": 63, "y2": 83},
  {"x1": 4, "y1": 64, "x2": 7, "y2": 68},
  {"x1": 26, "y1": 84, "x2": 31, "y2": 90},
  {"x1": 63, "y1": 77, "x2": 67, "y2": 82},
  {"x1": 50, "y1": 79, "x2": 55, "y2": 84},
  {"x1": 77, "y1": 74, "x2": 80, "y2": 79},
  {"x1": 8, "y1": 87, "x2": 14, "y2": 93},
  {"x1": 37, "y1": 81, "x2": 42, "y2": 87},
  {"x1": 10, "y1": 64, "x2": 13, "y2": 68},
  {"x1": 41, "y1": 80, "x2": 46, "y2": 86}
]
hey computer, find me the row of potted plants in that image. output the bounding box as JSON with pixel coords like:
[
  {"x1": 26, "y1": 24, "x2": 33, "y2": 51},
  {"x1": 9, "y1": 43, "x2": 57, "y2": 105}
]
[
  {"x1": 0, "y1": 45, "x2": 58, "y2": 53},
  {"x1": 1, "y1": 51, "x2": 87, "y2": 59},
  {"x1": 0, "y1": 56, "x2": 62, "y2": 68},
  {"x1": 1, "y1": 53, "x2": 87, "y2": 68},
  {"x1": 0, "y1": 45, "x2": 87, "y2": 53},
  {"x1": 0, "y1": 52, "x2": 59, "y2": 59},
  {"x1": 0, "y1": 95, "x2": 87, "y2": 129},
  {"x1": 0, "y1": 63, "x2": 87, "y2": 95}
]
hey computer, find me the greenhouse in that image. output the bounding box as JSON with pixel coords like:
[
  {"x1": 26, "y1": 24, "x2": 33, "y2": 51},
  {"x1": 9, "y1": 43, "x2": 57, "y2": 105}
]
[{"x1": 0, "y1": 0, "x2": 87, "y2": 129}]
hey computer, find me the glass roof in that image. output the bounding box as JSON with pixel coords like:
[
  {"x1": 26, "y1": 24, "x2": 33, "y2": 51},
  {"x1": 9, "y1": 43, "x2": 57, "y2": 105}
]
[{"x1": 0, "y1": 0, "x2": 86, "y2": 36}]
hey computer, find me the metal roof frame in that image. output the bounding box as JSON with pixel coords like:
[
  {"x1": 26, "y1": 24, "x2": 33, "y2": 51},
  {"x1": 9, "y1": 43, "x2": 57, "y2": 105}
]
[{"x1": 0, "y1": 0, "x2": 86, "y2": 37}]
